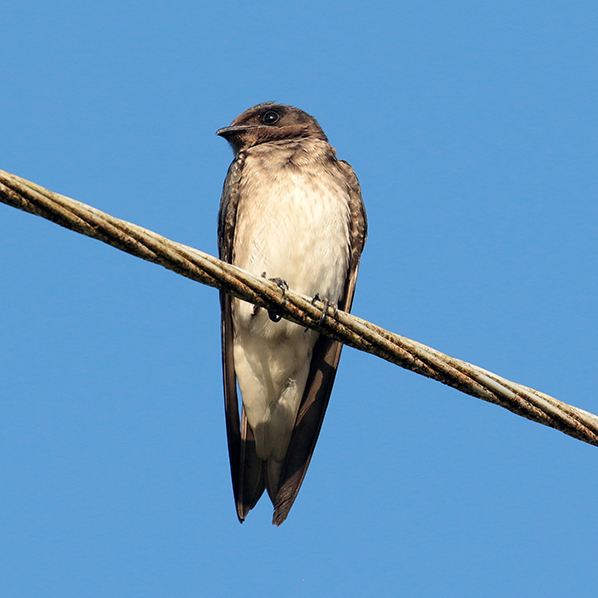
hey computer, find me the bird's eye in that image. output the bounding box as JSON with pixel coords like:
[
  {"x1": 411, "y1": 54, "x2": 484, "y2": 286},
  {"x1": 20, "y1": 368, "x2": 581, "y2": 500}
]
[{"x1": 262, "y1": 111, "x2": 280, "y2": 125}]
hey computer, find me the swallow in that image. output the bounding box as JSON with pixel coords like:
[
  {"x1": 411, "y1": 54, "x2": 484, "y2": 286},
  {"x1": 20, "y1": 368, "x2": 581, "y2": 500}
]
[{"x1": 217, "y1": 102, "x2": 367, "y2": 525}]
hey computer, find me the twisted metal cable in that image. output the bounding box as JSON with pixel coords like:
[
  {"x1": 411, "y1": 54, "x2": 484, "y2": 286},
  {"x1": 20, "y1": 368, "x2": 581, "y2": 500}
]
[{"x1": 2, "y1": 168, "x2": 597, "y2": 447}]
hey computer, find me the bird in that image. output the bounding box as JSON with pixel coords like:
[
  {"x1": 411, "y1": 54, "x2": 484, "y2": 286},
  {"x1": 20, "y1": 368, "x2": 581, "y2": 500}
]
[{"x1": 216, "y1": 102, "x2": 367, "y2": 525}]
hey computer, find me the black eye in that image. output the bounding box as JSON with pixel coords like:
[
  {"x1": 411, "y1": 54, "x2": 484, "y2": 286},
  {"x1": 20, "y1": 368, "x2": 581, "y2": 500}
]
[{"x1": 262, "y1": 111, "x2": 280, "y2": 125}]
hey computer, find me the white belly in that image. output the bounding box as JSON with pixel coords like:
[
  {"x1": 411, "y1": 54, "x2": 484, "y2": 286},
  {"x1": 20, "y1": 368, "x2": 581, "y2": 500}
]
[{"x1": 231, "y1": 155, "x2": 350, "y2": 461}]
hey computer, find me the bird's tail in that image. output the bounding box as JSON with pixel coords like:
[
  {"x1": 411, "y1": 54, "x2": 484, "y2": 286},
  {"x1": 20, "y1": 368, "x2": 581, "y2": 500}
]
[
  {"x1": 237, "y1": 443, "x2": 286, "y2": 521},
  {"x1": 238, "y1": 422, "x2": 292, "y2": 523},
  {"x1": 236, "y1": 416, "x2": 265, "y2": 522}
]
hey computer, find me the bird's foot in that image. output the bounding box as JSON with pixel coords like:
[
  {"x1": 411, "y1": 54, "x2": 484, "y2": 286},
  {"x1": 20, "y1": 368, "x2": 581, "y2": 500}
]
[
  {"x1": 312, "y1": 293, "x2": 338, "y2": 325},
  {"x1": 261, "y1": 273, "x2": 288, "y2": 322}
]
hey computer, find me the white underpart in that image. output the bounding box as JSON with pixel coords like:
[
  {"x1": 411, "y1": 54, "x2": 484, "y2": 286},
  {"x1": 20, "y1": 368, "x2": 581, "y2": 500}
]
[{"x1": 232, "y1": 141, "x2": 350, "y2": 463}]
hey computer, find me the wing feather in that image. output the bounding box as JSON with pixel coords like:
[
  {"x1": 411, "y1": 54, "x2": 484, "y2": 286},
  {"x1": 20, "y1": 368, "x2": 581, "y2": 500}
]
[
  {"x1": 272, "y1": 158, "x2": 367, "y2": 525},
  {"x1": 218, "y1": 155, "x2": 266, "y2": 522}
]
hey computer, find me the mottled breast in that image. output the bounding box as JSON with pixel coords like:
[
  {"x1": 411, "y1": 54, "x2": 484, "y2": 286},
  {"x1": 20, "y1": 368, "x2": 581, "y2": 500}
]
[{"x1": 232, "y1": 138, "x2": 352, "y2": 306}]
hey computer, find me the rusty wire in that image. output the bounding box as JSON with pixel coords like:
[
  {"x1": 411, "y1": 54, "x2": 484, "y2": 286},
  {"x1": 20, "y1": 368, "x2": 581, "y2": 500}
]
[{"x1": 1, "y1": 168, "x2": 598, "y2": 447}]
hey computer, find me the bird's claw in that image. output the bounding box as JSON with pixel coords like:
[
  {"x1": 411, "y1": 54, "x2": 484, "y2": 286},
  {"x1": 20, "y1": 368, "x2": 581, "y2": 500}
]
[
  {"x1": 261, "y1": 273, "x2": 288, "y2": 322},
  {"x1": 312, "y1": 293, "x2": 338, "y2": 325},
  {"x1": 269, "y1": 277, "x2": 289, "y2": 294}
]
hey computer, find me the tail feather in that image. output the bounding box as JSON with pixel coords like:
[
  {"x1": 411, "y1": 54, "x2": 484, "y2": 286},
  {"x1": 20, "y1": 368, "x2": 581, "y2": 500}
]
[
  {"x1": 236, "y1": 413, "x2": 266, "y2": 522},
  {"x1": 265, "y1": 459, "x2": 284, "y2": 502}
]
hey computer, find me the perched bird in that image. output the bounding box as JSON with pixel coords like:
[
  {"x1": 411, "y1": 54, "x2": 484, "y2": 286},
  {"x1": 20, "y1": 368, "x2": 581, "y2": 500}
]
[{"x1": 217, "y1": 102, "x2": 367, "y2": 525}]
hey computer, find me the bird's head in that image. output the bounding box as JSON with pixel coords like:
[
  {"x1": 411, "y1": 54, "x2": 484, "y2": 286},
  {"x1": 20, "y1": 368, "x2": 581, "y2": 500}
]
[{"x1": 216, "y1": 102, "x2": 327, "y2": 154}]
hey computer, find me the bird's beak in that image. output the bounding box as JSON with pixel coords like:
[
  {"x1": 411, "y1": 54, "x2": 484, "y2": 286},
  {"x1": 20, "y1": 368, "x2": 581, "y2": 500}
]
[{"x1": 216, "y1": 125, "x2": 253, "y2": 138}]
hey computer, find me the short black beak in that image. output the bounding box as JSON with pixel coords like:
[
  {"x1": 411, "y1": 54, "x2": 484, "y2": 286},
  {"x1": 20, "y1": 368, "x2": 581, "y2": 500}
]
[{"x1": 216, "y1": 125, "x2": 252, "y2": 138}]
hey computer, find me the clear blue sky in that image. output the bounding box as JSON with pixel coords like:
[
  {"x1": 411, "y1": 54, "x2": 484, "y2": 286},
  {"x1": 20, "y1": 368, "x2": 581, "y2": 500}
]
[{"x1": 1, "y1": 1, "x2": 597, "y2": 596}]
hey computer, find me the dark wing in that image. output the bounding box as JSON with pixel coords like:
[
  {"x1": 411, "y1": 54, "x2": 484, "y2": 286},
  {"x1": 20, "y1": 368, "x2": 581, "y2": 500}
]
[
  {"x1": 272, "y1": 159, "x2": 367, "y2": 525},
  {"x1": 218, "y1": 155, "x2": 265, "y2": 522}
]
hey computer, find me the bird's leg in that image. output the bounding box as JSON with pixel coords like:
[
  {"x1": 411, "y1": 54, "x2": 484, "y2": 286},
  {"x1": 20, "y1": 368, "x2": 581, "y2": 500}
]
[
  {"x1": 311, "y1": 293, "x2": 338, "y2": 325},
  {"x1": 261, "y1": 272, "x2": 288, "y2": 322}
]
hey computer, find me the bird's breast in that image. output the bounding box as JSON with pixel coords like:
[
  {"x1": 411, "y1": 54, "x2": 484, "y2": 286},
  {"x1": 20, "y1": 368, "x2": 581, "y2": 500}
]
[{"x1": 232, "y1": 150, "x2": 351, "y2": 313}]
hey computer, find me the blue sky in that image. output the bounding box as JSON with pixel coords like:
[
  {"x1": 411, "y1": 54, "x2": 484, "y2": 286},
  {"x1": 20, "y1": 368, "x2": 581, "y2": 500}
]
[{"x1": 1, "y1": 1, "x2": 597, "y2": 596}]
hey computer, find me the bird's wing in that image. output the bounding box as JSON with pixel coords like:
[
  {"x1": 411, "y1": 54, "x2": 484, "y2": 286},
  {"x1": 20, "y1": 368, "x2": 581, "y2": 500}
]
[
  {"x1": 272, "y1": 159, "x2": 367, "y2": 525},
  {"x1": 218, "y1": 156, "x2": 266, "y2": 522}
]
